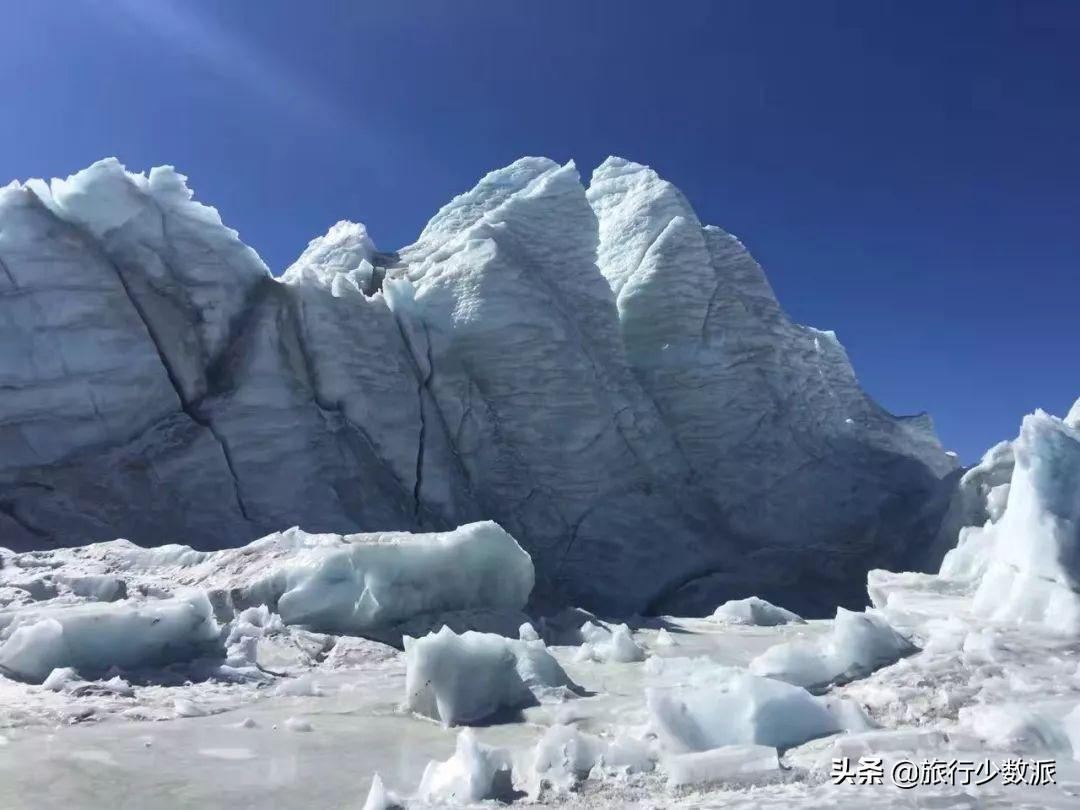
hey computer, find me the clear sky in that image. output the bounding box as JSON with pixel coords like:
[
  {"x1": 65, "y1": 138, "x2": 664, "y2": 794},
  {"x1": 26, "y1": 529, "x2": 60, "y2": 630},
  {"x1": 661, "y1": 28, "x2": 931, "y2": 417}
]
[{"x1": 3, "y1": 1, "x2": 1077, "y2": 461}]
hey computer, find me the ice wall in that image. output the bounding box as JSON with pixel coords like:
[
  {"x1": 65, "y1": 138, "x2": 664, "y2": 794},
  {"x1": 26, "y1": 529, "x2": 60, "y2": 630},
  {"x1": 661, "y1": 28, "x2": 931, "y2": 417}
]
[{"x1": 0, "y1": 157, "x2": 957, "y2": 616}]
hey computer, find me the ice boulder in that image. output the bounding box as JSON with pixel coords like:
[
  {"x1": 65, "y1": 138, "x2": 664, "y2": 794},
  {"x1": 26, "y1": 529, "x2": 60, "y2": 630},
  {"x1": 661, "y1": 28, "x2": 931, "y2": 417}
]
[
  {"x1": 578, "y1": 621, "x2": 646, "y2": 663},
  {"x1": 750, "y1": 608, "x2": 914, "y2": 690},
  {"x1": 224, "y1": 605, "x2": 284, "y2": 668},
  {"x1": 174, "y1": 698, "x2": 210, "y2": 718},
  {"x1": 529, "y1": 724, "x2": 654, "y2": 795},
  {"x1": 404, "y1": 626, "x2": 578, "y2": 726},
  {"x1": 417, "y1": 729, "x2": 515, "y2": 804},
  {"x1": 41, "y1": 666, "x2": 80, "y2": 692},
  {"x1": 647, "y1": 670, "x2": 854, "y2": 752},
  {"x1": 710, "y1": 596, "x2": 803, "y2": 626},
  {"x1": 654, "y1": 628, "x2": 677, "y2": 647},
  {"x1": 362, "y1": 773, "x2": 402, "y2": 810},
  {"x1": 512, "y1": 640, "x2": 581, "y2": 694},
  {"x1": 967, "y1": 411, "x2": 1080, "y2": 633},
  {"x1": 0, "y1": 591, "x2": 220, "y2": 683},
  {"x1": 240, "y1": 522, "x2": 534, "y2": 633},
  {"x1": 530, "y1": 724, "x2": 608, "y2": 793}
]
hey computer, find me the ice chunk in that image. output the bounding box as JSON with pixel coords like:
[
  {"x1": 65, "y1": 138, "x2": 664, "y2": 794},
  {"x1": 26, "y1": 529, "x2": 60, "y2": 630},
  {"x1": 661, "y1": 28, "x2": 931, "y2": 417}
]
[
  {"x1": 663, "y1": 744, "x2": 779, "y2": 787},
  {"x1": 246, "y1": 522, "x2": 534, "y2": 634},
  {"x1": 274, "y1": 674, "x2": 322, "y2": 697},
  {"x1": 604, "y1": 734, "x2": 655, "y2": 774},
  {"x1": 284, "y1": 717, "x2": 313, "y2": 732},
  {"x1": 389, "y1": 607, "x2": 529, "y2": 641},
  {"x1": 0, "y1": 619, "x2": 65, "y2": 683},
  {"x1": 41, "y1": 666, "x2": 79, "y2": 692},
  {"x1": 417, "y1": 729, "x2": 514, "y2": 804},
  {"x1": 528, "y1": 725, "x2": 653, "y2": 795},
  {"x1": 224, "y1": 605, "x2": 284, "y2": 668},
  {"x1": 362, "y1": 773, "x2": 403, "y2": 810},
  {"x1": 655, "y1": 628, "x2": 677, "y2": 647},
  {"x1": 647, "y1": 670, "x2": 846, "y2": 752},
  {"x1": 750, "y1": 608, "x2": 914, "y2": 690},
  {"x1": 530, "y1": 725, "x2": 608, "y2": 793},
  {"x1": 710, "y1": 596, "x2": 803, "y2": 626},
  {"x1": 174, "y1": 698, "x2": 209, "y2": 718},
  {"x1": 403, "y1": 627, "x2": 576, "y2": 726},
  {"x1": 102, "y1": 676, "x2": 134, "y2": 697},
  {"x1": 519, "y1": 622, "x2": 539, "y2": 642},
  {"x1": 579, "y1": 622, "x2": 646, "y2": 663},
  {"x1": 0, "y1": 592, "x2": 220, "y2": 683},
  {"x1": 512, "y1": 641, "x2": 580, "y2": 694},
  {"x1": 55, "y1": 575, "x2": 126, "y2": 602}
]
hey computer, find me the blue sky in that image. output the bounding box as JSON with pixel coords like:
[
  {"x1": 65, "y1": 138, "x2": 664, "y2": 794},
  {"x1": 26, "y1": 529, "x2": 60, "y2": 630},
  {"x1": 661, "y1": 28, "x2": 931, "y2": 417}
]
[{"x1": 3, "y1": 1, "x2": 1077, "y2": 461}]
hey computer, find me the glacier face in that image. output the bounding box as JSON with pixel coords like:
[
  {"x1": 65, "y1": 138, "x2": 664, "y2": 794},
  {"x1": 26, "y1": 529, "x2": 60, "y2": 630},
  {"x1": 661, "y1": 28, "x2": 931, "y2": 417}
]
[{"x1": 0, "y1": 156, "x2": 955, "y2": 615}]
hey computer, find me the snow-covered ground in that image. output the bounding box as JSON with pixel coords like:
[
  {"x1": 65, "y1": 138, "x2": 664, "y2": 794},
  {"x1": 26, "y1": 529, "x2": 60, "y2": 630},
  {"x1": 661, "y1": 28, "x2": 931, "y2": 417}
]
[{"x1": 2, "y1": 572, "x2": 1080, "y2": 807}]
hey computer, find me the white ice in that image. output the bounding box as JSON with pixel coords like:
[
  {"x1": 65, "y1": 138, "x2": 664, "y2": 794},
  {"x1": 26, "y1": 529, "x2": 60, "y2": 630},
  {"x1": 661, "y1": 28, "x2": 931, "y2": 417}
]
[
  {"x1": 711, "y1": 596, "x2": 804, "y2": 626},
  {"x1": 647, "y1": 667, "x2": 862, "y2": 752},
  {"x1": 750, "y1": 606, "x2": 914, "y2": 690},
  {"x1": 663, "y1": 744, "x2": 779, "y2": 787},
  {"x1": 578, "y1": 621, "x2": 647, "y2": 663},
  {"x1": 403, "y1": 626, "x2": 576, "y2": 727},
  {"x1": 0, "y1": 591, "x2": 219, "y2": 683},
  {"x1": 417, "y1": 728, "x2": 515, "y2": 804}
]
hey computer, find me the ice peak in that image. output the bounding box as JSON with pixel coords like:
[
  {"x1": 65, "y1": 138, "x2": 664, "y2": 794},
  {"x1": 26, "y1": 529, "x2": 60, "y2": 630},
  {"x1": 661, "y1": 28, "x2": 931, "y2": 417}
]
[
  {"x1": 400, "y1": 156, "x2": 560, "y2": 262},
  {"x1": 1066, "y1": 397, "x2": 1080, "y2": 428},
  {"x1": 281, "y1": 220, "x2": 377, "y2": 289},
  {"x1": 592, "y1": 155, "x2": 663, "y2": 183}
]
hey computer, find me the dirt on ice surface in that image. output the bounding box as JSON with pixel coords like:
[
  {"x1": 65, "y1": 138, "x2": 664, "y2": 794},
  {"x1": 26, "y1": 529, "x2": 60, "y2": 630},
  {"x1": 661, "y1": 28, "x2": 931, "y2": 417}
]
[{"x1": 3, "y1": 590, "x2": 1080, "y2": 810}]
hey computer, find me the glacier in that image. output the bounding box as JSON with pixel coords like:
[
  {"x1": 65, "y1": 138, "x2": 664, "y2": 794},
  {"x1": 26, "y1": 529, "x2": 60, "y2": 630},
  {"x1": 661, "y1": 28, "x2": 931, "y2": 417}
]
[
  {"x1": 1, "y1": 388, "x2": 1080, "y2": 809},
  {"x1": 0, "y1": 155, "x2": 957, "y2": 617},
  {"x1": 0, "y1": 143, "x2": 1076, "y2": 809}
]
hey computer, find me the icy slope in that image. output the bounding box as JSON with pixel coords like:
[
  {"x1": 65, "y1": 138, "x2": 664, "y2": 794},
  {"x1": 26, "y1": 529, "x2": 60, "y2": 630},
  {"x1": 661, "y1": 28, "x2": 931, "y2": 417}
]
[{"x1": 0, "y1": 157, "x2": 955, "y2": 614}]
